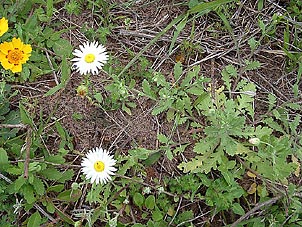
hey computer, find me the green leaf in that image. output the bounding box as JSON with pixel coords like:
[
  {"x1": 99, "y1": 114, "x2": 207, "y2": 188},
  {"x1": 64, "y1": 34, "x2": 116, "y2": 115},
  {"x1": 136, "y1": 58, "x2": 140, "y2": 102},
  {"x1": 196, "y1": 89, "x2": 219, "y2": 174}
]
[
  {"x1": 232, "y1": 203, "x2": 245, "y2": 215},
  {"x1": 145, "y1": 195, "x2": 156, "y2": 210},
  {"x1": 57, "y1": 189, "x2": 82, "y2": 202},
  {"x1": 32, "y1": 178, "x2": 45, "y2": 195},
  {"x1": 188, "y1": 0, "x2": 235, "y2": 14},
  {"x1": 45, "y1": 155, "x2": 65, "y2": 164},
  {"x1": 58, "y1": 169, "x2": 74, "y2": 182},
  {"x1": 94, "y1": 92, "x2": 103, "y2": 103},
  {"x1": 142, "y1": 79, "x2": 157, "y2": 100},
  {"x1": 27, "y1": 211, "x2": 41, "y2": 227},
  {"x1": 152, "y1": 210, "x2": 163, "y2": 222},
  {"x1": 54, "y1": 206, "x2": 75, "y2": 225},
  {"x1": 43, "y1": 83, "x2": 64, "y2": 97},
  {"x1": 157, "y1": 133, "x2": 169, "y2": 144},
  {"x1": 257, "y1": 0, "x2": 264, "y2": 10},
  {"x1": 248, "y1": 37, "x2": 259, "y2": 51},
  {"x1": 61, "y1": 57, "x2": 70, "y2": 84},
  {"x1": 52, "y1": 38, "x2": 72, "y2": 57},
  {"x1": 144, "y1": 152, "x2": 161, "y2": 166},
  {"x1": 173, "y1": 62, "x2": 183, "y2": 81},
  {"x1": 128, "y1": 148, "x2": 156, "y2": 160},
  {"x1": 169, "y1": 17, "x2": 187, "y2": 54},
  {"x1": 55, "y1": 121, "x2": 66, "y2": 140},
  {"x1": 47, "y1": 184, "x2": 64, "y2": 193},
  {"x1": 19, "y1": 103, "x2": 33, "y2": 126},
  {"x1": 46, "y1": 0, "x2": 53, "y2": 18},
  {"x1": 22, "y1": 184, "x2": 36, "y2": 204},
  {"x1": 40, "y1": 167, "x2": 62, "y2": 180},
  {"x1": 244, "y1": 60, "x2": 261, "y2": 71},
  {"x1": 133, "y1": 192, "x2": 144, "y2": 208},
  {"x1": 14, "y1": 176, "x2": 27, "y2": 191},
  {"x1": 0, "y1": 148, "x2": 9, "y2": 170}
]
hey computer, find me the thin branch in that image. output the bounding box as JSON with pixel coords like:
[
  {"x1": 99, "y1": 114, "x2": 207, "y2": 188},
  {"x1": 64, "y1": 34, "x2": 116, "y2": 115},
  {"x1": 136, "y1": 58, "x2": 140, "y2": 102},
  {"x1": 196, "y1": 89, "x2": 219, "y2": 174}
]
[
  {"x1": 230, "y1": 195, "x2": 283, "y2": 227},
  {"x1": 0, "y1": 123, "x2": 27, "y2": 129}
]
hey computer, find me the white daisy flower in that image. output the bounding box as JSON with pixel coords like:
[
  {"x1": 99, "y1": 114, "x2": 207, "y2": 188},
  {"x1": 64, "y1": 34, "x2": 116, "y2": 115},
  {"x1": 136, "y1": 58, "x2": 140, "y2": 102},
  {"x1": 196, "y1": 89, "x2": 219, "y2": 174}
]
[
  {"x1": 71, "y1": 41, "x2": 108, "y2": 75},
  {"x1": 81, "y1": 147, "x2": 117, "y2": 185}
]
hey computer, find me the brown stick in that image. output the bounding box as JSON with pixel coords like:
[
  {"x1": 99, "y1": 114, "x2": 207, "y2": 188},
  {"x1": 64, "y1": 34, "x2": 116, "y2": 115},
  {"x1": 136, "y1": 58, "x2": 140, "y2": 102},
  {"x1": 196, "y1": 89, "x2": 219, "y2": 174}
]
[
  {"x1": 230, "y1": 195, "x2": 283, "y2": 227},
  {"x1": 0, "y1": 123, "x2": 27, "y2": 129}
]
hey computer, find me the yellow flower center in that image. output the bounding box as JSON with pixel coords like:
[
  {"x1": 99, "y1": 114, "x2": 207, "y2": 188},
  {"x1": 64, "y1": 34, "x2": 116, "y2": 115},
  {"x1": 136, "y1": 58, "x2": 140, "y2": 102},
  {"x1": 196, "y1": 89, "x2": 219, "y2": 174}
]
[
  {"x1": 7, "y1": 49, "x2": 23, "y2": 64},
  {"x1": 94, "y1": 161, "x2": 105, "y2": 172},
  {"x1": 84, "y1": 53, "x2": 95, "y2": 63}
]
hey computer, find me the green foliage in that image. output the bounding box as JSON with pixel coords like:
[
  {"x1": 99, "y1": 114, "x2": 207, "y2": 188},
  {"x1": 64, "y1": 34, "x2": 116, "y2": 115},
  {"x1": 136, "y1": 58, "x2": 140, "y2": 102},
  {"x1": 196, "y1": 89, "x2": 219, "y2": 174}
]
[
  {"x1": 1, "y1": 0, "x2": 302, "y2": 226},
  {"x1": 143, "y1": 62, "x2": 210, "y2": 125}
]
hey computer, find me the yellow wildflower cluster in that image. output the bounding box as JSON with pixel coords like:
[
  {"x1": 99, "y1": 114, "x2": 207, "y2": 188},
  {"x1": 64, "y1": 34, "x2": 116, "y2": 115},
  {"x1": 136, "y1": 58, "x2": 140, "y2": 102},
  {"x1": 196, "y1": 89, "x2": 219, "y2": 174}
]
[{"x1": 0, "y1": 17, "x2": 32, "y2": 73}]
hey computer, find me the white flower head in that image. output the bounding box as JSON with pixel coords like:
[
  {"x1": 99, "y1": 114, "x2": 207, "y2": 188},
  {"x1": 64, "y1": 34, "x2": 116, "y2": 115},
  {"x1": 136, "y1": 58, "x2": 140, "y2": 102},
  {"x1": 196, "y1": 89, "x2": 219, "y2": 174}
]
[
  {"x1": 71, "y1": 41, "x2": 108, "y2": 75},
  {"x1": 81, "y1": 146, "x2": 117, "y2": 185}
]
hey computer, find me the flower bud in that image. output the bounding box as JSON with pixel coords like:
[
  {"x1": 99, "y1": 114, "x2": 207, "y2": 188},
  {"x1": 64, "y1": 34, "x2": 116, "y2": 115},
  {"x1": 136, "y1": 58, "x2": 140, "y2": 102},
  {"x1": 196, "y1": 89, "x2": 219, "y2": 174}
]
[
  {"x1": 76, "y1": 84, "x2": 88, "y2": 98},
  {"x1": 249, "y1": 138, "x2": 261, "y2": 146}
]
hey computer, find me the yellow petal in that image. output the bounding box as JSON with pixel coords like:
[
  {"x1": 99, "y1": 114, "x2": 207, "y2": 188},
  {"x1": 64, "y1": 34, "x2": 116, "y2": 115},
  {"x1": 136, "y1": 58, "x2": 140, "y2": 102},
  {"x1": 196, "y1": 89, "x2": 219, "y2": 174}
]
[
  {"x1": 1, "y1": 59, "x2": 13, "y2": 70},
  {"x1": 22, "y1": 44, "x2": 32, "y2": 54},
  {"x1": 12, "y1": 37, "x2": 23, "y2": 49},
  {"x1": 11, "y1": 64, "x2": 22, "y2": 73},
  {"x1": 0, "y1": 17, "x2": 8, "y2": 37},
  {"x1": 0, "y1": 42, "x2": 13, "y2": 55},
  {"x1": 0, "y1": 52, "x2": 6, "y2": 61}
]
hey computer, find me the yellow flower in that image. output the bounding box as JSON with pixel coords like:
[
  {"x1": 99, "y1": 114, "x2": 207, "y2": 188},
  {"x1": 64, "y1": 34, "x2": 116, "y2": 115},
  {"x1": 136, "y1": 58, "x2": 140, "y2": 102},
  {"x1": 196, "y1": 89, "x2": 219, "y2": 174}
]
[
  {"x1": 0, "y1": 17, "x2": 8, "y2": 37},
  {"x1": 0, "y1": 37, "x2": 32, "y2": 73}
]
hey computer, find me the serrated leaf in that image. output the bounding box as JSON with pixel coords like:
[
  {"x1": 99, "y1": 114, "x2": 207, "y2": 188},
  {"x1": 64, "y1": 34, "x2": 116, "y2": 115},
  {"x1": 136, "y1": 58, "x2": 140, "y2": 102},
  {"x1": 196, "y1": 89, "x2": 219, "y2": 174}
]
[
  {"x1": 142, "y1": 79, "x2": 156, "y2": 100},
  {"x1": 22, "y1": 184, "x2": 36, "y2": 204},
  {"x1": 27, "y1": 211, "x2": 41, "y2": 227},
  {"x1": 173, "y1": 62, "x2": 183, "y2": 82},
  {"x1": 151, "y1": 99, "x2": 173, "y2": 115},
  {"x1": 264, "y1": 118, "x2": 285, "y2": 134},
  {"x1": 244, "y1": 60, "x2": 261, "y2": 71},
  {"x1": 32, "y1": 177, "x2": 45, "y2": 195},
  {"x1": 157, "y1": 133, "x2": 169, "y2": 144},
  {"x1": 14, "y1": 176, "x2": 27, "y2": 191},
  {"x1": 289, "y1": 115, "x2": 300, "y2": 134}
]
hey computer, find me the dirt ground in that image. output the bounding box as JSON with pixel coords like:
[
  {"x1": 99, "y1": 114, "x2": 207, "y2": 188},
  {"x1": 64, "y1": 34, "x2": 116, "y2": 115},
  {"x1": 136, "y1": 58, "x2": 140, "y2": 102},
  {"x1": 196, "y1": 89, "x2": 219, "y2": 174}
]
[{"x1": 14, "y1": 0, "x2": 301, "y2": 225}]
